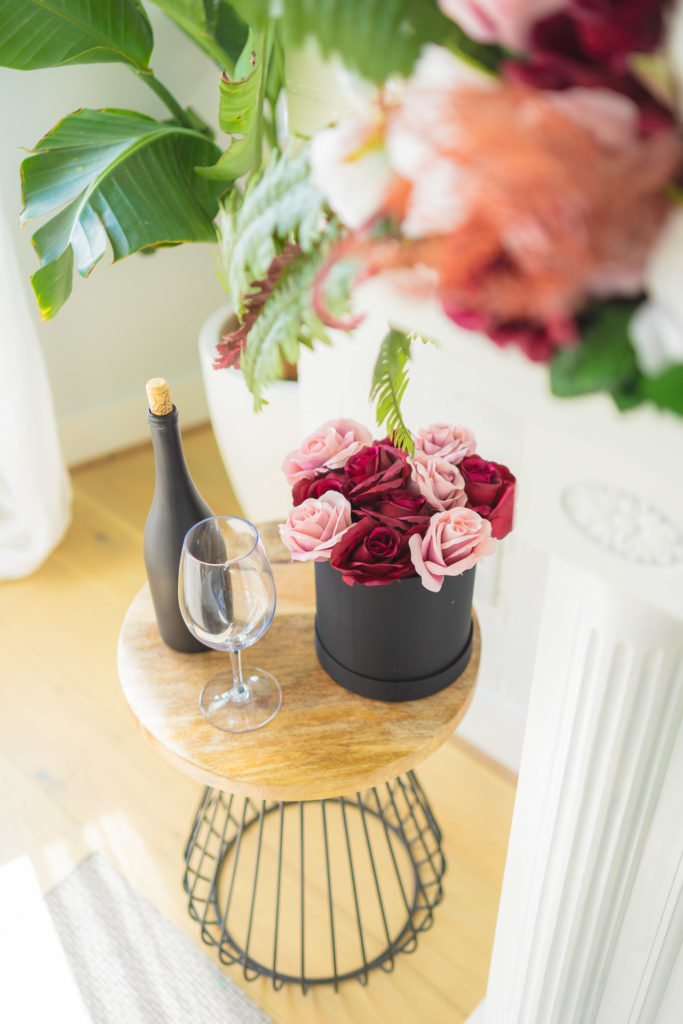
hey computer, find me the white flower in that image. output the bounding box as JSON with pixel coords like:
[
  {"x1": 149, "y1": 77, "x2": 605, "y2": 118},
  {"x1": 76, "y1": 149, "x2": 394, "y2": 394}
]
[
  {"x1": 644, "y1": 207, "x2": 683, "y2": 323},
  {"x1": 629, "y1": 302, "x2": 683, "y2": 376},
  {"x1": 310, "y1": 116, "x2": 393, "y2": 229}
]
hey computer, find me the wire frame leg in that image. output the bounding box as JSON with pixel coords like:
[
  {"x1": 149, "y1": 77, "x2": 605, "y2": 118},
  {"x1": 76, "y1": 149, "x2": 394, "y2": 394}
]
[{"x1": 183, "y1": 770, "x2": 446, "y2": 992}]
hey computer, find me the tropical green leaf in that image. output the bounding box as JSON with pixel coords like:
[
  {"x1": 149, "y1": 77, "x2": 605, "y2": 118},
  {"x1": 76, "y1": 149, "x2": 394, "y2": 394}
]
[
  {"x1": 225, "y1": 0, "x2": 269, "y2": 30},
  {"x1": 21, "y1": 108, "x2": 224, "y2": 319},
  {"x1": 212, "y1": 1, "x2": 253, "y2": 63},
  {"x1": 370, "y1": 329, "x2": 414, "y2": 453},
  {"x1": 146, "y1": 0, "x2": 248, "y2": 68},
  {"x1": 229, "y1": 0, "x2": 503, "y2": 81},
  {"x1": 229, "y1": 0, "x2": 502, "y2": 82},
  {"x1": 641, "y1": 364, "x2": 683, "y2": 415},
  {"x1": 550, "y1": 302, "x2": 641, "y2": 400},
  {"x1": 0, "y1": 0, "x2": 153, "y2": 70},
  {"x1": 31, "y1": 248, "x2": 74, "y2": 321},
  {"x1": 197, "y1": 25, "x2": 272, "y2": 181}
]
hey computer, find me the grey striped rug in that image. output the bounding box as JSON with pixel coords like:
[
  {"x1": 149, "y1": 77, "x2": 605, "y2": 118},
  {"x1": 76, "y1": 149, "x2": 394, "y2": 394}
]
[{"x1": 45, "y1": 853, "x2": 276, "y2": 1024}]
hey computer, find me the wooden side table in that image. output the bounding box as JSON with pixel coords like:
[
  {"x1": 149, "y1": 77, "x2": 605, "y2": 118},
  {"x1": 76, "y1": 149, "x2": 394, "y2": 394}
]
[{"x1": 117, "y1": 527, "x2": 480, "y2": 992}]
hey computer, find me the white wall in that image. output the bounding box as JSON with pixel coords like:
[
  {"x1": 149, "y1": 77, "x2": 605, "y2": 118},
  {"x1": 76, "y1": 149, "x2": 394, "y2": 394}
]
[{"x1": 0, "y1": 9, "x2": 228, "y2": 464}]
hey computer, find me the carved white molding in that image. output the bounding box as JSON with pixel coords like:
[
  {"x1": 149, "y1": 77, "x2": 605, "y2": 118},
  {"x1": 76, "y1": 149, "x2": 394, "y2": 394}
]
[
  {"x1": 562, "y1": 483, "x2": 683, "y2": 567},
  {"x1": 469, "y1": 558, "x2": 683, "y2": 1024}
]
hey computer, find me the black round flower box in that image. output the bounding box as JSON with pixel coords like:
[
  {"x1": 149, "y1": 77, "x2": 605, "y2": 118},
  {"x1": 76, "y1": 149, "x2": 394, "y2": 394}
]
[{"x1": 313, "y1": 560, "x2": 475, "y2": 702}]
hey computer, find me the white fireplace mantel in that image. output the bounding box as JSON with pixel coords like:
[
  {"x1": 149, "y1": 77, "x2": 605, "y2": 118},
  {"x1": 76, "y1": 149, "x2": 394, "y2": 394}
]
[{"x1": 470, "y1": 559, "x2": 683, "y2": 1024}]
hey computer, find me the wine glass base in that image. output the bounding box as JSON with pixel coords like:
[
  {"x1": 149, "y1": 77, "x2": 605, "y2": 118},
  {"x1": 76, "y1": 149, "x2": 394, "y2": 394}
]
[{"x1": 199, "y1": 668, "x2": 282, "y2": 733}]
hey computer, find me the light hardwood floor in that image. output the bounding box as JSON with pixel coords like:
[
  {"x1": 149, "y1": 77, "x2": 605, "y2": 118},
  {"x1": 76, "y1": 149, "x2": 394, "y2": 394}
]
[{"x1": 0, "y1": 425, "x2": 516, "y2": 1024}]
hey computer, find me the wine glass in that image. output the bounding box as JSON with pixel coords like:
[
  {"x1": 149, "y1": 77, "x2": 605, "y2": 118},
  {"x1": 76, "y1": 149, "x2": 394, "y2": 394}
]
[{"x1": 178, "y1": 516, "x2": 281, "y2": 732}]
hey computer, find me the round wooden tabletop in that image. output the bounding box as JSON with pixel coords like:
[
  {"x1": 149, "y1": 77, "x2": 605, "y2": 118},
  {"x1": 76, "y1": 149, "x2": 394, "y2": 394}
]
[{"x1": 117, "y1": 525, "x2": 480, "y2": 801}]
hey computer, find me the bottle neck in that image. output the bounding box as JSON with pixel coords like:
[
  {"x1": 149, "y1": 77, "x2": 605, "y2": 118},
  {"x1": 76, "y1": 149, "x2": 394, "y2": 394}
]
[{"x1": 148, "y1": 407, "x2": 194, "y2": 490}]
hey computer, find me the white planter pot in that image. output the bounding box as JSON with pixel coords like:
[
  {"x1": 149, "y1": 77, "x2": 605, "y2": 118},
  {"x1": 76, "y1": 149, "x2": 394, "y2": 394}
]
[{"x1": 198, "y1": 305, "x2": 301, "y2": 524}]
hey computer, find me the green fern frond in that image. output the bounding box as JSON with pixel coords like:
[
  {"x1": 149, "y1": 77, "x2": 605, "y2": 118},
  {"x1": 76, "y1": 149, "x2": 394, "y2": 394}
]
[
  {"x1": 217, "y1": 146, "x2": 328, "y2": 302},
  {"x1": 370, "y1": 329, "x2": 414, "y2": 454},
  {"x1": 240, "y1": 223, "x2": 344, "y2": 407}
]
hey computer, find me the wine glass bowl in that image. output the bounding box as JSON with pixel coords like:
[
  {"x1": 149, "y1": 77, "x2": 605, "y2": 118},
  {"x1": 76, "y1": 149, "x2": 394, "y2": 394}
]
[{"x1": 179, "y1": 516, "x2": 281, "y2": 732}]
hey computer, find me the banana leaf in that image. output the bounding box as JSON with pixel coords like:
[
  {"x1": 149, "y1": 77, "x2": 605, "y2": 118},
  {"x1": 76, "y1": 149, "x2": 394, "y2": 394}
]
[
  {"x1": 22, "y1": 108, "x2": 225, "y2": 319},
  {"x1": 0, "y1": 0, "x2": 153, "y2": 70}
]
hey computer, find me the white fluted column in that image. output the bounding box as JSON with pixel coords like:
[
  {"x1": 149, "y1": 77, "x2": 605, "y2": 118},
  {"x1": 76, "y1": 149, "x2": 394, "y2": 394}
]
[{"x1": 470, "y1": 557, "x2": 683, "y2": 1024}]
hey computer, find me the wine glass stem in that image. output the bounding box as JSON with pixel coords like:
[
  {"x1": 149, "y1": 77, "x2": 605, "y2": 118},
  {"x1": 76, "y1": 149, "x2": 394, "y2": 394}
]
[{"x1": 229, "y1": 649, "x2": 250, "y2": 703}]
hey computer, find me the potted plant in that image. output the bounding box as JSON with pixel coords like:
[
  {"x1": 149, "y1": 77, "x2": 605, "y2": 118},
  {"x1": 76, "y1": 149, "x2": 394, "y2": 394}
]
[
  {"x1": 278, "y1": 417, "x2": 516, "y2": 700},
  {"x1": 2, "y1": 0, "x2": 682, "y2": 441}
]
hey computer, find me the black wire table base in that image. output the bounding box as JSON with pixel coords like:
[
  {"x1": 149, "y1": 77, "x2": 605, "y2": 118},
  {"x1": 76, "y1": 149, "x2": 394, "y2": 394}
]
[{"x1": 183, "y1": 770, "x2": 446, "y2": 992}]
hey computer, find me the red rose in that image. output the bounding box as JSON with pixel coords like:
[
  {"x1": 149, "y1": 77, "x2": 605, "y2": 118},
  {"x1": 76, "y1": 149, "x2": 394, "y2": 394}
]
[
  {"x1": 545, "y1": 1, "x2": 669, "y2": 64},
  {"x1": 460, "y1": 456, "x2": 516, "y2": 540},
  {"x1": 330, "y1": 519, "x2": 417, "y2": 585},
  {"x1": 344, "y1": 441, "x2": 411, "y2": 504},
  {"x1": 292, "y1": 470, "x2": 351, "y2": 506},
  {"x1": 504, "y1": 2, "x2": 675, "y2": 137},
  {"x1": 356, "y1": 488, "x2": 433, "y2": 532}
]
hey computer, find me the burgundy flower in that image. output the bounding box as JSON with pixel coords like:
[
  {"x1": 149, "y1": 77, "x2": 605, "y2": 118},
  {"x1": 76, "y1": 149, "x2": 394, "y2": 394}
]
[
  {"x1": 558, "y1": 1, "x2": 670, "y2": 64},
  {"x1": 505, "y1": 1, "x2": 676, "y2": 136},
  {"x1": 292, "y1": 470, "x2": 351, "y2": 506},
  {"x1": 487, "y1": 316, "x2": 578, "y2": 362},
  {"x1": 460, "y1": 456, "x2": 516, "y2": 540},
  {"x1": 330, "y1": 519, "x2": 418, "y2": 585},
  {"x1": 446, "y1": 305, "x2": 578, "y2": 363},
  {"x1": 356, "y1": 488, "x2": 433, "y2": 531},
  {"x1": 344, "y1": 441, "x2": 412, "y2": 504}
]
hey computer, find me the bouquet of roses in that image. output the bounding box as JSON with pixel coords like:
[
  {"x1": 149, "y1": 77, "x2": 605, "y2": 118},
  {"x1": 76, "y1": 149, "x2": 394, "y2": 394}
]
[{"x1": 279, "y1": 418, "x2": 515, "y2": 590}]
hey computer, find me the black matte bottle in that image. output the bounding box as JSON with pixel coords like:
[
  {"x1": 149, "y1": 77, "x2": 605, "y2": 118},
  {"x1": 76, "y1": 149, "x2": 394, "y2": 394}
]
[{"x1": 143, "y1": 378, "x2": 212, "y2": 652}]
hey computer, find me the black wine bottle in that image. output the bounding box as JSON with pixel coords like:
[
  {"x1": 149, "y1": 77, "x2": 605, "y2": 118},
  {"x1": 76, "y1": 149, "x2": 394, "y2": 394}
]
[{"x1": 143, "y1": 378, "x2": 212, "y2": 653}]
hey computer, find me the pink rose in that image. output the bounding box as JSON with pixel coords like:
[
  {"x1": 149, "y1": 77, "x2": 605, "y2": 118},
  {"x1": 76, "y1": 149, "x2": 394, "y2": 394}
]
[
  {"x1": 437, "y1": 0, "x2": 565, "y2": 51},
  {"x1": 279, "y1": 492, "x2": 353, "y2": 562},
  {"x1": 414, "y1": 422, "x2": 477, "y2": 465},
  {"x1": 410, "y1": 454, "x2": 467, "y2": 512},
  {"x1": 282, "y1": 418, "x2": 372, "y2": 485},
  {"x1": 409, "y1": 507, "x2": 497, "y2": 592}
]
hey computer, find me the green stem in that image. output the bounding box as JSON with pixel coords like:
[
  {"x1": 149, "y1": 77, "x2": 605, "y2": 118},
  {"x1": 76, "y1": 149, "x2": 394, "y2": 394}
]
[
  {"x1": 135, "y1": 67, "x2": 194, "y2": 127},
  {"x1": 253, "y1": 22, "x2": 276, "y2": 166}
]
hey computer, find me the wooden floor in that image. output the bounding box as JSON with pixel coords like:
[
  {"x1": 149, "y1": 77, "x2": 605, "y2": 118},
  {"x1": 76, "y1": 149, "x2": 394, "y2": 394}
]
[{"x1": 0, "y1": 424, "x2": 516, "y2": 1024}]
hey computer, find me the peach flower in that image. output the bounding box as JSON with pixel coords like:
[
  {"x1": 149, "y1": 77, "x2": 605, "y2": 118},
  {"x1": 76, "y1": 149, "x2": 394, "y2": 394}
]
[
  {"x1": 383, "y1": 62, "x2": 682, "y2": 328},
  {"x1": 410, "y1": 454, "x2": 467, "y2": 512},
  {"x1": 282, "y1": 418, "x2": 372, "y2": 485},
  {"x1": 409, "y1": 507, "x2": 497, "y2": 592},
  {"x1": 414, "y1": 422, "x2": 477, "y2": 465},
  {"x1": 279, "y1": 492, "x2": 353, "y2": 562}
]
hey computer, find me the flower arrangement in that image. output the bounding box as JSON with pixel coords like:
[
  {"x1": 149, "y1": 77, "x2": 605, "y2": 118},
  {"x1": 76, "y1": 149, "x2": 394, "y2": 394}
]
[
  {"x1": 279, "y1": 418, "x2": 516, "y2": 590},
  {"x1": 215, "y1": 0, "x2": 683, "y2": 433},
  {"x1": 3, "y1": 1, "x2": 683, "y2": 429}
]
